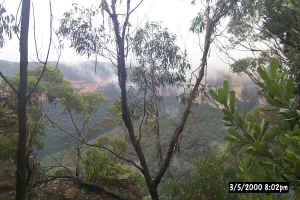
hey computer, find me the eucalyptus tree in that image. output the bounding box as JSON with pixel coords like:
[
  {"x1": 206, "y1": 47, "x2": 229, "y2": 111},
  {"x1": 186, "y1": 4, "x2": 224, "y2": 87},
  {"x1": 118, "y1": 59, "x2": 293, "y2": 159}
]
[
  {"x1": 130, "y1": 22, "x2": 190, "y2": 168},
  {"x1": 46, "y1": 87, "x2": 107, "y2": 178},
  {"x1": 59, "y1": 0, "x2": 239, "y2": 199},
  {"x1": 28, "y1": 66, "x2": 129, "y2": 200},
  {"x1": 16, "y1": 1, "x2": 32, "y2": 199}
]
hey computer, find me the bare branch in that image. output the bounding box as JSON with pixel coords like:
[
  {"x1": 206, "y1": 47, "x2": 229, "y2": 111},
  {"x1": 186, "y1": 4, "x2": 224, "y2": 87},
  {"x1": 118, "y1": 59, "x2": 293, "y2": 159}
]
[
  {"x1": 83, "y1": 143, "x2": 143, "y2": 172},
  {"x1": 27, "y1": 0, "x2": 53, "y2": 100},
  {"x1": 0, "y1": 71, "x2": 18, "y2": 94},
  {"x1": 128, "y1": 0, "x2": 144, "y2": 15},
  {"x1": 55, "y1": 42, "x2": 62, "y2": 69},
  {"x1": 101, "y1": 0, "x2": 113, "y2": 17},
  {"x1": 154, "y1": 0, "x2": 237, "y2": 185},
  {"x1": 45, "y1": 109, "x2": 142, "y2": 173},
  {"x1": 138, "y1": 76, "x2": 147, "y2": 143},
  {"x1": 44, "y1": 112, "x2": 75, "y2": 138},
  {"x1": 121, "y1": 0, "x2": 130, "y2": 40},
  {"x1": 32, "y1": 3, "x2": 41, "y2": 63},
  {"x1": 66, "y1": 108, "x2": 81, "y2": 135}
]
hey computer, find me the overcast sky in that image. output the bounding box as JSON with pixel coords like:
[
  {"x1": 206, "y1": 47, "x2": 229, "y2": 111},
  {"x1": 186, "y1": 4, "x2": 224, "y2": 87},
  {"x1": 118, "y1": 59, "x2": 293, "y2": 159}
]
[{"x1": 0, "y1": 0, "x2": 250, "y2": 72}]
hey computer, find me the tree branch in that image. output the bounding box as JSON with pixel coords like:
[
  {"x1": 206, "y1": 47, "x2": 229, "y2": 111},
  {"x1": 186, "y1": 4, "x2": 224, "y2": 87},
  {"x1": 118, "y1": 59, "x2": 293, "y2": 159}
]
[
  {"x1": 83, "y1": 143, "x2": 143, "y2": 172},
  {"x1": 138, "y1": 76, "x2": 147, "y2": 143},
  {"x1": 27, "y1": 0, "x2": 53, "y2": 101},
  {"x1": 45, "y1": 110, "x2": 142, "y2": 172},
  {"x1": 128, "y1": 0, "x2": 144, "y2": 15},
  {"x1": 66, "y1": 108, "x2": 82, "y2": 137},
  {"x1": 0, "y1": 71, "x2": 18, "y2": 94},
  {"x1": 121, "y1": 0, "x2": 130, "y2": 40},
  {"x1": 154, "y1": 0, "x2": 237, "y2": 185},
  {"x1": 44, "y1": 112, "x2": 75, "y2": 139}
]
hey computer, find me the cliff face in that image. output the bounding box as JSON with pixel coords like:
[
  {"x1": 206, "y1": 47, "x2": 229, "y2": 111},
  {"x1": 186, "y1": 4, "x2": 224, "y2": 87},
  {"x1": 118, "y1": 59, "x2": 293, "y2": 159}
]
[
  {"x1": 69, "y1": 80, "x2": 102, "y2": 93},
  {"x1": 194, "y1": 71, "x2": 263, "y2": 106}
]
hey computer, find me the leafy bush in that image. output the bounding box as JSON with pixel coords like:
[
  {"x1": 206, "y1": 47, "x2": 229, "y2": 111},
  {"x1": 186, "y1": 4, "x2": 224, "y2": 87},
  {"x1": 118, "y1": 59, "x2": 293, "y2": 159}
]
[
  {"x1": 167, "y1": 151, "x2": 239, "y2": 200},
  {"x1": 210, "y1": 59, "x2": 299, "y2": 198},
  {"x1": 82, "y1": 147, "x2": 144, "y2": 185}
]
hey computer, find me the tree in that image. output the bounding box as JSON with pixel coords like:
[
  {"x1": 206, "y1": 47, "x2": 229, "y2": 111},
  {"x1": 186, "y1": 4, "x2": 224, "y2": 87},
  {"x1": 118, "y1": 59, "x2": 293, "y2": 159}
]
[
  {"x1": 30, "y1": 66, "x2": 131, "y2": 200},
  {"x1": 16, "y1": 1, "x2": 32, "y2": 199},
  {"x1": 59, "y1": 0, "x2": 239, "y2": 199},
  {"x1": 46, "y1": 88, "x2": 107, "y2": 178}
]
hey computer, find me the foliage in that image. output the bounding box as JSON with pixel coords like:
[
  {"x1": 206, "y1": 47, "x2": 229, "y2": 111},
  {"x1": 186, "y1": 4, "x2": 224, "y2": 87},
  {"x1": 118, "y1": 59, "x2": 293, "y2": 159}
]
[
  {"x1": 0, "y1": 66, "x2": 60, "y2": 160},
  {"x1": 0, "y1": 135, "x2": 17, "y2": 160},
  {"x1": 228, "y1": 0, "x2": 300, "y2": 78},
  {"x1": 82, "y1": 147, "x2": 144, "y2": 185},
  {"x1": 167, "y1": 151, "x2": 239, "y2": 200},
  {"x1": 58, "y1": 3, "x2": 108, "y2": 57},
  {"x1": 131, "y1": 22, "x2": 190, "y2": 89},
  {"x1": 0, "y1": 4, "x2": 18, "y2": 48},
  {"x1": 0, "y1": 65, "x2": 101, "y2": 161},
  {"x1": 97, "y1": 136, "x2": 128, "y2": 158},
  {"x1": 0, "y1": 100, "x2": 17, "y2": 134},
  {"x1": 210, "y1": 60, "x2": 300, "y2": 196}
]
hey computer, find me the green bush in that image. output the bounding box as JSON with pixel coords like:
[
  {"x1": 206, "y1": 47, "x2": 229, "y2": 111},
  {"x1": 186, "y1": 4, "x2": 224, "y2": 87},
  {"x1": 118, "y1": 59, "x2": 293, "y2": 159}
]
[{"x1": 167, "y1": 151, "x2": 239, "y2": 200}]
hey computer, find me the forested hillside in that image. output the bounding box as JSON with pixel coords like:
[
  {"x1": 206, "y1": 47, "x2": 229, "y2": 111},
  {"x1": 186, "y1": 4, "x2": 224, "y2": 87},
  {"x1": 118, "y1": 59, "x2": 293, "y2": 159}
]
[{"x1": 0, "y1": 0, "x2": 300, "y2": 200}]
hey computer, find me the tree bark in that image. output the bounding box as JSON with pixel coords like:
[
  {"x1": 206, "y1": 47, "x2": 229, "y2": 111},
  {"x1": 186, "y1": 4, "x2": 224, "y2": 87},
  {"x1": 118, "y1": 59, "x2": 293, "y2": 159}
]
[{"x1": 16, "y1": 0, "x2": 31, "y2": 200}]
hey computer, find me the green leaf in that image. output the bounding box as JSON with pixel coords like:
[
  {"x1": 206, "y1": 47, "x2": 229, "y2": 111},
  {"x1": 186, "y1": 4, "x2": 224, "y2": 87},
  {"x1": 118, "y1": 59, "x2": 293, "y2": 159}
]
[
  {"x1": 268, "y1": 58, "x2": 279, "y2": 80},
  {"x1": 222, "y1": 80, "x2": 229, "y2": 106},
  {"x1": 229, "y1": 90, "x2": 235, "y2": 113},
  {"x1": 228, "y1": 128, "x2": 244, "y2": 141}
]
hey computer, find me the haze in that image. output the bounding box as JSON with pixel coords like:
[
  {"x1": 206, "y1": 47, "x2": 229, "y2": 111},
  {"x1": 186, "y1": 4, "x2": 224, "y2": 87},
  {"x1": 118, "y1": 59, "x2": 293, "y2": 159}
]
[{"x1": 0, "y1": 0, "x2": 250, "y2": 72}]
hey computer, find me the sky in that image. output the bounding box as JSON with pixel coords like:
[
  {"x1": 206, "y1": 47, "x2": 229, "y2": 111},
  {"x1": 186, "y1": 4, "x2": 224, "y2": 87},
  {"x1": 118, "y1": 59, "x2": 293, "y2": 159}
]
[{"x1": 0, "y1": 0, "x2": 250, "y2": 72}]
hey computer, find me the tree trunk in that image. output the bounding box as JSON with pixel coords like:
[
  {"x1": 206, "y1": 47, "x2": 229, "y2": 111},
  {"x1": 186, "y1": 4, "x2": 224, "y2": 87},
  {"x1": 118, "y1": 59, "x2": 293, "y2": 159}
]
[
  {"x1": 75, "y1": 142, "x2": 81, "y2": 177},
  {"x1": 108, "y1": 8, "x2": 153, "y2": 187},
  {"x1": 148, "y1": 185, "x2": 159, "y2": 200},
  {"x1": 16, "y1": 0, "x2": 31, "y2": 200},
  {"x1": 296, "y1": 71, "x2": 300, "y2": 110}
]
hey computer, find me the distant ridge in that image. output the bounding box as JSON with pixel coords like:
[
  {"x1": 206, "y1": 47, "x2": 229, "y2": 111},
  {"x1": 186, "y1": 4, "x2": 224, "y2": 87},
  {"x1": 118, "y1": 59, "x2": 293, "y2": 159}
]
[{"x1": 0, "y1": 59, "x2": 118, "y2": 93}]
